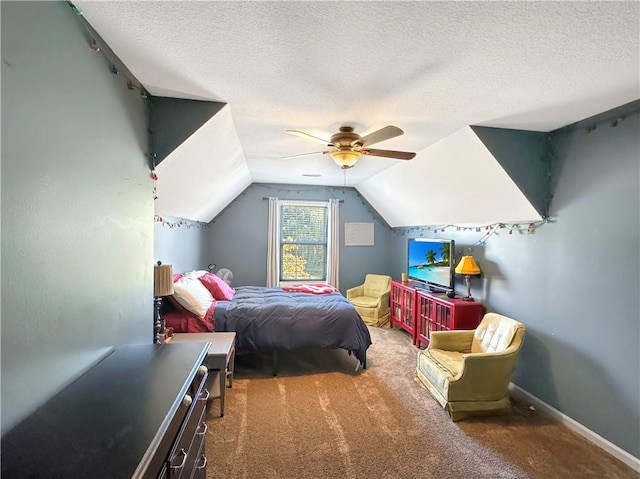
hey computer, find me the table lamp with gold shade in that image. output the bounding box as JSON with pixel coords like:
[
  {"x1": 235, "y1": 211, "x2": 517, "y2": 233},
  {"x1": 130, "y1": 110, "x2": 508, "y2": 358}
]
[
  {"x1": 153, "y1": 261, "x2": 174, "y2": 343},
  {"x1": 455, "y1": 256, "x2": 481, "y2": 301}
]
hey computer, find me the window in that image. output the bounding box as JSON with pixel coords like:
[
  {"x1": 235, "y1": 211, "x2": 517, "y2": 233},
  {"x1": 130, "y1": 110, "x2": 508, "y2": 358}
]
[{"x1": 279, "y1": 200, "x2": 329, "y2": 282}]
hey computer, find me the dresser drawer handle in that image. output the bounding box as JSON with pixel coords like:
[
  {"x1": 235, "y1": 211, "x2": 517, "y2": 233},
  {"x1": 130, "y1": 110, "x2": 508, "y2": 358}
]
[
  {"x1": 199, "y1": 389, "x2": 210, "y2": 402},
  {"x1": 196, "y1": 422, "x2": 208, "y2": 436},
  {"x1": 170, "y1": 448, "x2": 188, "y2": 471},
  {"x1": 182, "y1": 394, "x2": 192, "y2": 408},
  {"x1": 196, "y1": 455, "x2": 208, "y2": 470}
]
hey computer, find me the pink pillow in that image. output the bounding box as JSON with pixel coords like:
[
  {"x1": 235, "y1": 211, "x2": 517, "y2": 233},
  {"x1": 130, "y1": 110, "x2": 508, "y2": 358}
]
[{"x1": 198, "y1": 272, "x2": 235, "y2": 301}]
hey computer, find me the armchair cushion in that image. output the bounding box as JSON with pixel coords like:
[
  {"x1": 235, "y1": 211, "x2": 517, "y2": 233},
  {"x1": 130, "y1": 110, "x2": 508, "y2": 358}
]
[
  {"x1": 348, "y1": 296, "x2": 382, "y2": 308},
  {"x1": 420, "y1": 349, "x2": 464, "y2": 379},
  {"x1": 362, "y1": 274, "x2": 391, "y2": 297},
  {"x1": 472, "y1": 313, "x2": 521, "y2": 353}
]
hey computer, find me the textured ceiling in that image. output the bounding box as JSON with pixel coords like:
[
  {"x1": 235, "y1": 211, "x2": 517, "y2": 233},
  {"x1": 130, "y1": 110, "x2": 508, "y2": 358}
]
[{"x1": 75, "y1": 1, "x2": 639, "y2": 225}]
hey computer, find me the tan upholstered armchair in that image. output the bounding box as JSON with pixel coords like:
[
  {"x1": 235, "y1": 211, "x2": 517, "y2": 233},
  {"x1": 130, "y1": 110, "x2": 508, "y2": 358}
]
[
  {"x1": 346, "y1": 274, "x2": 391, "y2": 327},
  {"x1": 416, "y1": 313, "x2": 526, "y2": 421}
]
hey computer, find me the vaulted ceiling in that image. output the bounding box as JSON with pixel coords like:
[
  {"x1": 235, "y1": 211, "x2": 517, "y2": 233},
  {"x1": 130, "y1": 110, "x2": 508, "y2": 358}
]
[{"x1": 75, "y1": 1, "x2": 639, "y2": 226}]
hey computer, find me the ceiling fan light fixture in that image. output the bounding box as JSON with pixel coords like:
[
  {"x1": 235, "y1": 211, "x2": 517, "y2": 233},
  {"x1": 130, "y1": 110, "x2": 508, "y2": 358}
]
[
  {"x1": 330, "y1": 149, "x2": 361, "y2": 169},
  {"x1": 285, "y1": 124, "x2": 415, "y2": 167}
]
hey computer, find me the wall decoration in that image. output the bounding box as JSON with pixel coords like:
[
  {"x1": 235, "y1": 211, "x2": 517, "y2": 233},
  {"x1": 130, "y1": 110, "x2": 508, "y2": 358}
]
[
  {"x1": 392, "y1": 218, "x2": 549, "y2": 245},
  {"x1": 154, "y1": 215, "x2": 209, "y2": 229},
  {"x1": 345, "y1": 222, "x2": 375, "y2": 246},
  {"x1": 151, "y1": 171, "x2": 158, "y2": 200}
]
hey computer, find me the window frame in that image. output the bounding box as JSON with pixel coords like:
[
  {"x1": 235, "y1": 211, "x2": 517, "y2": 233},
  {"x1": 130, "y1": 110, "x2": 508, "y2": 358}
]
[{"x1": 277, "y1": 199, "x2": 331, "y2": 285}]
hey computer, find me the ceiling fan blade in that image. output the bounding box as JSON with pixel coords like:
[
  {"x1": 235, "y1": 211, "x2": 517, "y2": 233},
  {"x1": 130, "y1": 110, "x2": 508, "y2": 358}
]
[
  {"x1": 281, "y1": 150, "x2": 330, "y2": 159},
  {"x1": 362, "y1": 148, "x2": 416, "y2": 160},
  {"x1": 358, "y1": 125, "x2": 404, "y2": 147},
  {"x1": 286, "y1": 130, "x2": 333, "y2": 146}
]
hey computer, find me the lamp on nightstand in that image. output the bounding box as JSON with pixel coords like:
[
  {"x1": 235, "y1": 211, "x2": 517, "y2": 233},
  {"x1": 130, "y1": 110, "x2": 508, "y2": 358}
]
[
  {"x1": 154, "y1": 261, "x2": 174, "y2": 343},
  {"x1": 455, "y1": 256, "x2": 481, "y2": 302}
]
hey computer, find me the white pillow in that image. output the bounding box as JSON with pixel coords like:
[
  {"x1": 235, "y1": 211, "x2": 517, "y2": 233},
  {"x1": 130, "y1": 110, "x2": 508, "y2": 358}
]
[
  {"x1": 172, "y1": 276, "x2": 214, "y2": 319},
  {"x1": 181, "y1": 270, "x2": 208, "y2": 279}
]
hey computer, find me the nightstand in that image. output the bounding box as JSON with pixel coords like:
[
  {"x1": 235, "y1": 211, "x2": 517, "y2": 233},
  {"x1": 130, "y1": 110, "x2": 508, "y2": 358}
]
[{"x1": 169, "y1": 332, "x2": 236, "y2": 417}]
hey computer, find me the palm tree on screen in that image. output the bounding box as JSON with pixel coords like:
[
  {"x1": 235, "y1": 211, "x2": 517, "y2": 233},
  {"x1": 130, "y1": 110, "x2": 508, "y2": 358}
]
[{"x1": 440, "y1": 243, "x2": 450, "y2": 263}]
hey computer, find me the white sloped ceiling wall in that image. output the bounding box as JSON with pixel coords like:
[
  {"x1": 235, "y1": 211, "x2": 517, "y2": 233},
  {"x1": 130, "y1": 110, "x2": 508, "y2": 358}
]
[
  {"x1": 154, "y1": 104, "x2": 251, "y2": 223},
  {"x1": 357, "y1": 127, "x2": 542, "y2": 227}
]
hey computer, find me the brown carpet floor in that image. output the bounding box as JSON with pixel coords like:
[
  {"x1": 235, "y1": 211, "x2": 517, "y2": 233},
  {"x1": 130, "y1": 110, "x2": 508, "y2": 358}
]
[{"x1": 205, "y1": 326, "x2": 639, "y2": 478}]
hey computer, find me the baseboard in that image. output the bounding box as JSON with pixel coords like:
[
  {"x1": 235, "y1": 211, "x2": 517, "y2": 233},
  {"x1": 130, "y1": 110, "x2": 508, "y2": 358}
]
[{"x1": 508, "y1": 383, "x2": 640, "y2": 473}]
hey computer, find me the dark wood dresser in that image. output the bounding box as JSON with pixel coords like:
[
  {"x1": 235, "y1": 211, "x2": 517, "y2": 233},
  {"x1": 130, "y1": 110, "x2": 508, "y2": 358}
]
[{"x1": 1, "y1": 342, "x2": 211, "y2": 479}]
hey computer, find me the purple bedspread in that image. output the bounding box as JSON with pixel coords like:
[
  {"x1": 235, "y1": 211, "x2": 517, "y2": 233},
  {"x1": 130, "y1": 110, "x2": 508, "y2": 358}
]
[{"x1": 214, "y1": 286, "x2": 371, "y2": 366}]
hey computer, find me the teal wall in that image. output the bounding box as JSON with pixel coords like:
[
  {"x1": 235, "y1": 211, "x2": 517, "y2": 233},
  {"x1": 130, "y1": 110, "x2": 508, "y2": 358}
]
[
  {"x1": 154, "y1": 216, "x2": 210, "y2": 273},
  {"x1": 390, "y1": 103, "x2": 640, "y2": 457},
  {"x1": 1, "y1": 2, "x2": 153, "y2": 434},
  {"x1": 471, "y1": 126, "x2": 551, "y2": 218},
  {"x1": 205, "y1": 184, "x2": 393, "y2": 293},
  {"x1": 148, "y1": 96, "x2": 225, "y2": 166}
]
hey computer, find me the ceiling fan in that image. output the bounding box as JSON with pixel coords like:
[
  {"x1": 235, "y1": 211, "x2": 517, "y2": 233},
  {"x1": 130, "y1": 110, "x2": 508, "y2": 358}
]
[{"x1": 284, "y1": 125, "x2": 416, "y2": 169}]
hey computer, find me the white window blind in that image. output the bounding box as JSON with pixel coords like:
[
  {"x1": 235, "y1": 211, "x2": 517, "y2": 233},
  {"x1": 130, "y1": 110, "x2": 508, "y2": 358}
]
[{"x1": 279, "y1": 201, "x2": 328, "y2": 282}]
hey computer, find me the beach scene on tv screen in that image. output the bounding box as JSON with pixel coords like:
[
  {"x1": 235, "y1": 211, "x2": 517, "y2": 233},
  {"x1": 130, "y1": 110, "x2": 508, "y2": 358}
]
[{"x1": 408, "y1": 240, "x2": 451, "y2": 286}]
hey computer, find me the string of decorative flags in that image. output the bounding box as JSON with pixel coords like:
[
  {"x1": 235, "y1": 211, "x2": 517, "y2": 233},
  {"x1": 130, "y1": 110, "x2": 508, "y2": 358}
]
[
  {"x1": 154, "y1": 215, "x2": 209, "y2": 229},
  {"x1": 393, "y1": 218, "x2": 550, "y2": 245}
]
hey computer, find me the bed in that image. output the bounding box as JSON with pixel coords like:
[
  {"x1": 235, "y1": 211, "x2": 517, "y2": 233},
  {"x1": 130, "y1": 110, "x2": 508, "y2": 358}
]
[{"x1": 163, "y1": 271, "x2": 372, "y2": 370}]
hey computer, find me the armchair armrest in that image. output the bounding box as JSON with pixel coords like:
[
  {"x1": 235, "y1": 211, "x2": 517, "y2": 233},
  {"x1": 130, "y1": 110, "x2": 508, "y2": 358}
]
[
  {"x1": 372, "y1": 290, "x2": 390, "y2": 307},
  {"x1": 429, "y1": 330, "x2": 474, "y2": 353},
  {"x1": 346, "y1": 285, "x2": 364, "y2": 300},
  {"x1": 374, "y1": 291, "x2": 390, "y2": 312}
]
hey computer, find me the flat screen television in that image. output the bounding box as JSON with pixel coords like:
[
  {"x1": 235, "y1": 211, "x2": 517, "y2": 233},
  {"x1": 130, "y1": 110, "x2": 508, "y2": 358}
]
[{"x1": 407, "y1": 238, "x2": 455, "y2": 292}]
